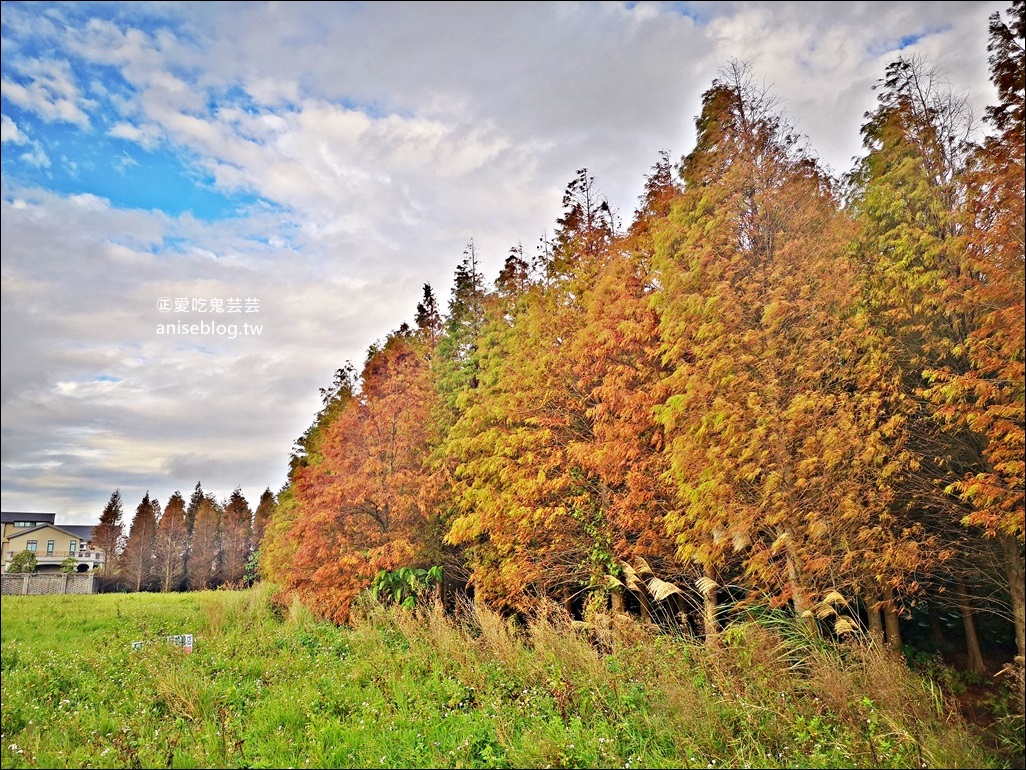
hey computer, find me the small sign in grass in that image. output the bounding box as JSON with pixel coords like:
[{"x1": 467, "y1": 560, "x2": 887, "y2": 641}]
[{"x1": 131, "y1": 633, "x2": 194, "y2": 653}]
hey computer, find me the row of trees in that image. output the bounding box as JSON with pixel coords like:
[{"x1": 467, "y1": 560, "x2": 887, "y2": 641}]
[
  {"x1": 91, "y1": 483, "x2": 276, "y2": 592},
  {"x1": 260, "y1": 2, "x2": 1023, "y2": 673}
]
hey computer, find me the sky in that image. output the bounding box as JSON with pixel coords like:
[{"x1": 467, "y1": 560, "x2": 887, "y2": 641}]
[{"x1": 0, "y1": 1, "x2": 1010, "y2": 525}]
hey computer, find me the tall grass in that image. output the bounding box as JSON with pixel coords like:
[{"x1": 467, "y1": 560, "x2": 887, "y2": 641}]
[{"x1": 1, "y1": 586, "x2": 1012, "y2": 769}]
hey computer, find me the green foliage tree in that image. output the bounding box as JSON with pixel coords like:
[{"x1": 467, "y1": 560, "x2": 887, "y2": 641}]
[
  {"x1": 434, "y1": 242, "x2": 487, "y2": 428},
  {"x1": 243, "y1": 549, "x2": 260, "y2": 587},
  {"x1": 185, "y1": 481, "x2": 205, "y2": 535},
  {"x1": 252, "y1": 487, "x2": 276, "y2": 552},
  {"x1": 444, "y1": 169, "x2": 621, "y2": 614},
  {"x1": 6, "y1": 550, "x2": 37, "y2": 573},
  {"x1": 847, "y1": 52, "x2": 996, "y2": 656},
  {"x1": 414, "y1": 282, "x2": 442, "y2": 343},
  {"x1": 424, "y1": 244, "x2": 516, "y2": 610}
]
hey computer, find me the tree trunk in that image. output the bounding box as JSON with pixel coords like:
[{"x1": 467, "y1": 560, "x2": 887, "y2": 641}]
[
  {"x1": 784, "y1": 540, "x2": 816, "y2": 634},
  {"x1": 882, "y1": 586, "x2": 903, "y2": 657},
  {"x1": 866, "y1": 592, "x2": 885, "y2": 649},
  {"x1": 1001, "y1": 533, "x2": 1025, "y2": 664},
  {"x1": 955, "y1": 580, "x2": 986, "y2": 676},
  {"x1": 638, "y1": 587, "x2": 654, "y2": 624},
  {"x1": 926, "y1": 600, "x2": 947, "y2": 650},
  {"x1": 610, "y1": 585, "x2": 625, "y2": 614},
  {"x1": 703, "y1": 561, "x2": 719, "y2": 648}
]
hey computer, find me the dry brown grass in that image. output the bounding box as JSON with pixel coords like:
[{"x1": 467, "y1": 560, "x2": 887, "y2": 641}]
[
  {"x1": 334, "y1": 592, "x2": 999, "y2": 768},
  {"x1": 803, "y1": 636, "x2": 988, "y2": 768}
]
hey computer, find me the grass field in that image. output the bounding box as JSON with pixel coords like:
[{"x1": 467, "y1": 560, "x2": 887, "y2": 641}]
[{"x1": 1, "y1": 585, "x2": 1019, "y2": 768}]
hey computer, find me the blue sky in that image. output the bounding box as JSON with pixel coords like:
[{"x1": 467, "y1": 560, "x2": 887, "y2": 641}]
[
  {"x1": 2, "y1": 118, "x2": 256, "y2": 218},
  {"x1": 0, "y1": 1, "x2": 1007, "y2": 523}
]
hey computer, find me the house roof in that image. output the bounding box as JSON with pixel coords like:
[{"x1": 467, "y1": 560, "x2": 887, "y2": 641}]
[
  {"x1": 1, "y1": 511, "x2": 56, "y2": 525},
  {"x1": 61, "y1": 525, "x2": 97, "y2": 541},
  {"x1": 4, "y1": 524, "x2": 49, "y2": 538},
  {"x1": 6, "y1": 523, "x2": 97, "y2": 543}
]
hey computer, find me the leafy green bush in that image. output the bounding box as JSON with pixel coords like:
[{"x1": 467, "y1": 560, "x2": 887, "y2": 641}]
[
  {"x1": 369, "y1": 565, "x2": 442, "y2": 609},
  {"x1": 5, "y1": 550, "x2": 36, "y2": 573}
]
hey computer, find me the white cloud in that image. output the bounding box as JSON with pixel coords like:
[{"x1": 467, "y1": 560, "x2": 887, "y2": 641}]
[
  {"x1": 1, "y1": 115, "x2": 51, "y2": 166},
  {"x1": 114, "y1": 152, "x2": 140, "y2": 174},
  {"x1": 0, "y1": 186, "x2": 402, "y2": 519},
  {"x1": 0, "y1": 0, "x2": 1009, "y2": 523},
  {"x1": 68, "y1": 192, "x2": 111, "y2": 210},
  {"x1": 19, "y1": 146, "x2": 51, "y2": 168},
  {"x1": 0, "y1": 58, "x2": 96, "y2": 127},
  {"x1": 1, "y1": 114, "x2": 29, "y2": 143},
  {"x1": 108, "y1": 121, "x2": 163, "y2": 151}
]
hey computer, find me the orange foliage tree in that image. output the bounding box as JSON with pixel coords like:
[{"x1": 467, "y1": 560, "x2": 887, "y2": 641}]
[
  {"x1": 259, "y1": 364, "x2": 357, "y2": 589},
  {"x1": 187, "y1": 496, "x2": 221, "y2": 591},
  {"x1": 258, "y1": 12, "x2": 1021, "y2": 670},
  {"x1": 120, "y1": 492, "x2": 159, "y2": 592},
  {"x1": 153, "y1": 491, "x2": 188, "y2": 592},
  {"x1": 848, "y1": 51, "x2": 1003, "y2": 656},
  {"x1": 563, "y1": 154, "x2": 685, "y2": 620},
  {"x1": 285, "y1": 329, "x2": 437, "y2": 623},
  {"x1": 921, "y1": 1, "x2": 1025, "y2": 662},
  {"x1": 443, "y1": 170, "x2": 628, "y2": 614},
  {"x1": 653, "y1": 62, "x2": 915, "y2": 642},
  {"x1": 219, "y1": 487, "x2": 253, "y2": 585}
]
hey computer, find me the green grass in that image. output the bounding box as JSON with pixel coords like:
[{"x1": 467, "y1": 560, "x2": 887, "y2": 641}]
[{"x1": 0, "y1": 585, "x2": 1013, "y2": 768}]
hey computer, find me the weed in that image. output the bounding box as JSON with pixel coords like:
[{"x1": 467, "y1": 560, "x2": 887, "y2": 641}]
[{"x1": 0, "y1": 587, "x2": 1011, "y2": 769}]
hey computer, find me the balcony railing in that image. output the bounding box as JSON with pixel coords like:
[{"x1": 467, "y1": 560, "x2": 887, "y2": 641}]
[{"x1": 4, "y1": 550, "x2": 102, "y2": 561}]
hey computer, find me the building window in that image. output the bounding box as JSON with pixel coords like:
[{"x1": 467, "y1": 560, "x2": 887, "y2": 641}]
[
  {"x1": 14, "y1": 522, "x2": 34, "y2": 528},
  {"x1": 47, "y1": 540, "x2": 55, "y2": 554},
  {"x1": 26, "y1": 541, "x2": 37, "y2": 552},
  {"x1": 70, "y1": 540, "x2": 77, "y2": 555}
]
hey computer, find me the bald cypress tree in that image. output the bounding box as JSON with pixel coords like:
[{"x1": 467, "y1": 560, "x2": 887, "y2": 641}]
[
  {"x1": 185, "y1": 481, "x2": 205, "y2": 534},
  {"x1": 154, "y1": 491, "x2": 188, "y2": 592},
  {"x1": 220, "y1": 488, "x2": 253, "y2": 586},
  {"x1": 252, "y1": 487, "x2": 276, "y2": 552},
  {"x1": 188, "y1": 496, "x2": 221, "y2": 591},
  {"x1": 92, "y1": 489, "x2": 124, "y2": 579},
  {"x1": 120, "y1": 492, "x2": 159, "y2": 592}
]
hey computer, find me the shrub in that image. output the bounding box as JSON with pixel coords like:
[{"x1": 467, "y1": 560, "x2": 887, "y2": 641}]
[{"x1": 6, "y1": 550, "x2": 36, "y2": 573}]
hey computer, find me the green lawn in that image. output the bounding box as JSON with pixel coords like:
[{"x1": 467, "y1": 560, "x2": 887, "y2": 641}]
[{"x1": 0, "y1": 585, "x2": 1014, "y2": 768}]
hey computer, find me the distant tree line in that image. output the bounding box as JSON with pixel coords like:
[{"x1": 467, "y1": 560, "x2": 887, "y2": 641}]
[{"x1": 91, "y1": 483, "x2": 276, "y2": 592}]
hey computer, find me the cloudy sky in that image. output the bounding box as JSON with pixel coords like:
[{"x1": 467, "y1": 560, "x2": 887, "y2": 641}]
[{"x1": 0, "y1": 1, "x2": 1008, "y2": 525}]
